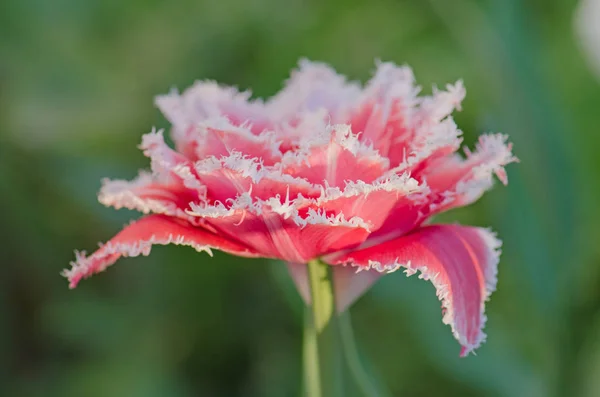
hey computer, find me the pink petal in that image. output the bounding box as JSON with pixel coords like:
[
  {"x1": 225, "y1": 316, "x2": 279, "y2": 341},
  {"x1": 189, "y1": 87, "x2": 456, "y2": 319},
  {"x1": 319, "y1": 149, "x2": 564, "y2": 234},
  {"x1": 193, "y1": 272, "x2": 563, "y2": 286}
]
[
  {"x1": 311, "y1": 173, "x2": 426, "y2": 231},
  {"x1": 267, "y1": 59, "x2": 361, "y2": 122},
  {"x1": 64, "y1": 215, "x2": 259, "y2": 288},
  {"x1": 193, "y1": 122, "x2": 282, "y2": 164},
  {"x1": 424, "y1": 134, "x2": 518, "y2": 214},
  {"x1": 162, "y1": 119, "x2": 282, "y2": 164},
  {"x1": 155, "y1": 60, "x2": 362, "y2": 152},
  {"x1": 286, "y1": 262, "x2": 383, "y2": 312},
  {"x1": 98, "y1": 130, "x2": 208, "y2": 224},
  {"x1": 371, "y1": 82, "x2": 465, "y2": 175},
  {"x1": 387, "y1": 115, "x2": 463, "y2": 177},
  {"x1": 280, "y1": 125, "x2": 390, "y2": 187},
  {"x1": 139, "y1": 129, "x2": 211, "y2": 197},
  {"x1": 358, "y1": 200, "x2": 425, "y2": 246},
  {"x1": 139, "y1": 128, "x2": 194, "y2": 179},
  {"x1": 156, "y1": 82, "x2": 257, "y2": 125},
  {"x1": 188, "y1": 195, "x2": 370, "y2": 263},
  {"x1": 155, "y1": 82, "x2": 271, "y2": 144},
  {"x1": 192, "y1": 151, "x2": 320, "y2": 203},
  {"x1": 350, "y1": 62, "x2": 417, "y2": 155},
  {"x1": 347, "y1": 63, "x2": 465, "y2": 172},
  {"x1": 330, "y1": 224, "x2": 501, "y2": 356},
  {"x1": 99, "y1": 171, "x2": 204, "y2": 225}
]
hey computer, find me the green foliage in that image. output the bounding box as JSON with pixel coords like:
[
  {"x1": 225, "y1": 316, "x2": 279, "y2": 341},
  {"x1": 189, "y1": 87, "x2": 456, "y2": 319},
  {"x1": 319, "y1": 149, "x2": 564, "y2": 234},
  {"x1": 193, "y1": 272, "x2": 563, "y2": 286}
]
[{"x1": 1, "y1": 0, "x2": 598, "y2": 396}]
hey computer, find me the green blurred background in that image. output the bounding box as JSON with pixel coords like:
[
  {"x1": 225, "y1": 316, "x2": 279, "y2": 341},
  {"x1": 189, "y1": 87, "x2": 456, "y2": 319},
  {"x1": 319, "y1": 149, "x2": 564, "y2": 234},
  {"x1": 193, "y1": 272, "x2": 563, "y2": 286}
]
[{"x1": 1, "y1": 0, "x2": 599, "y2": 396}]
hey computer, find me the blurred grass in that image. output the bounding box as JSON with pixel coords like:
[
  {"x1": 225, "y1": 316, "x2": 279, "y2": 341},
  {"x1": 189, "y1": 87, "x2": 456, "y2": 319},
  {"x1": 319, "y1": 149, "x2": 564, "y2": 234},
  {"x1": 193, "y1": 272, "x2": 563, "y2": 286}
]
[{"x1": 1, "y1": 0, "x2": 600, "y2": 396}]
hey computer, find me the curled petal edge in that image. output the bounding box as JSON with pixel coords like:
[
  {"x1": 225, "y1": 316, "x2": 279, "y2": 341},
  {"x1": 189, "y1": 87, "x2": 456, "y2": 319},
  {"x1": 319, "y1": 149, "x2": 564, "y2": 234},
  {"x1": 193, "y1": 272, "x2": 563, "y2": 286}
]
[
  {"x1": 63, "y1": 215, "x2": 259, "y2": 289},
  {"x1": 329, "y1": 224, "x2": 501, "y2": 357}
]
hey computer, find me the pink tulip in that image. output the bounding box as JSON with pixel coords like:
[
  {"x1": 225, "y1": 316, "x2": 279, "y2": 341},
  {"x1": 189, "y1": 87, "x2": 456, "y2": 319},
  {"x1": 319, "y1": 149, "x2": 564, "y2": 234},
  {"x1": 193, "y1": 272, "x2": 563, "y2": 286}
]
[{"x1": 65, "y1": 60, "x2": 516, "y2": 356}]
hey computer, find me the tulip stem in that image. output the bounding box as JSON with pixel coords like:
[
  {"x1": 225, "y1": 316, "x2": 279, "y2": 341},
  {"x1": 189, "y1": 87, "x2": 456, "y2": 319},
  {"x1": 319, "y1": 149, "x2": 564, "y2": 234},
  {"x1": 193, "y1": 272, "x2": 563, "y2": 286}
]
[{"x1": 303, "y1": 258, "x2": 343, "y2": 397}]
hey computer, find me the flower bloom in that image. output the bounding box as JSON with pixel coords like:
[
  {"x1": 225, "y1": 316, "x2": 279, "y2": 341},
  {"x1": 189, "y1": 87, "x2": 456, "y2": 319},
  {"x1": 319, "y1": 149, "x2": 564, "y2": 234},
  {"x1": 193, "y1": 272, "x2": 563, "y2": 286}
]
[{"x1": 65, "y1": 60, "x2": 516, "y2": 356}]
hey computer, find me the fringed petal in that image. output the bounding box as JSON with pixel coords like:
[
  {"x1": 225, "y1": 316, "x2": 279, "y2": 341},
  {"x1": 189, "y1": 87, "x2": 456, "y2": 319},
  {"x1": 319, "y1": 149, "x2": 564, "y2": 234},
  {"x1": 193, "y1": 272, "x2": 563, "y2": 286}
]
[
  {"x1": 155, "y1": 82, "x2": 270, "y2": 147},
  {"x1": 99, "y1": 171, "x2": 204, "y2": 225},
  {"x1": 280, "y1": 124, "x2": 390, "y2": 187},
  {"x1": 139, "y1": 128, "x2": 193, "y2": 180},
  {"x1": 425, "y1": 134, "x2": 518, "y2": 213},
  {"x1": 97, "y1": 129, "x2": 207, "y2": 223},
  {"x1": 191, "y1": 119, "x2": 282, "y2": 164},
  {"x1": 350, "y1": 61, "x2": 418, "y2": 155},
  {"x1": 330, "y1": 224, "x2": 501, "y2": 356},
  {"x1": 64, "y1": 215, "x2": 259, "y2": 288},
  {"x1": 267, "y1": 59, "x2": 362, "y2": 122},
  {"x1": 192, "y1": 151, "x2": 320, "y2": 203},
  {"x1": 310, "y1": 173, "x2": 426, "y2": 231},
  {"x1": 187, "y1": 193, "x2": 370, "y2": 263},
  {"x1": 379, "y1": 82, "x2": 465, "y2": 174}
]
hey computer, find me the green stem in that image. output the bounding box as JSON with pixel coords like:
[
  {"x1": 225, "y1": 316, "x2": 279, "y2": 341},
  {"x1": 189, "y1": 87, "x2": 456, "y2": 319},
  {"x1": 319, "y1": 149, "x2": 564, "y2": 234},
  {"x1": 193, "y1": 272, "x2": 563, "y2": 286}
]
[{"x1": 303, "y1": 258, "x2": 343, "y2": 397}]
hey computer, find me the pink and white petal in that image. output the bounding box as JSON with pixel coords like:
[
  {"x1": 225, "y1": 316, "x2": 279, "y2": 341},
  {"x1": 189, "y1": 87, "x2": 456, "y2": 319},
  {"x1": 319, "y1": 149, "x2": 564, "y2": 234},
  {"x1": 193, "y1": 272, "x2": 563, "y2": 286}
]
[
  {"x1": 155, "y1": 82, "x2": 271, "y2": 140},
  {"x1": 350, "y1": 62, "x2": 418, "y2": 154},
  {"x1": 193, "y1": 120, "x2": 282, "y2": 164},
  {"x1": 187, "y1": 195, "x2": 370, "y2": 263},
  {"x1": 267, "y1": 59, "x2": 362, "y2": 122},
  {"x1": 64, "y1": 215, "x2": 260, "y2": 288},
  {"x1": 425, "y1": 134, "x2": 517, "y2": 213},
  {"x1": 192, "y1": 154, "x2": 261, "y2": 202},
  {"x1": 386, "y1": 116, "x2": 464, "y2": 176},
  {"x1": 112, "y1": 130, "x2": 208, "y2": 215},
  {"x1": 139, "y1": 129, "x2": 208, "y2": 197},
  {"x1": 313, "y1": 173, "x2": 426, "y2": 231},
  {"x1": 214, "y1": 210, "x2": 370, "y2": 263},
  {"x1": 156, "y1": 82, "x2": 252, "y2": 126},
  {"x1": 281, "y1": 125, "x2": 390, "y2": 187},
  {"x1": 356, "y1": 200, "x2": 426, "y2": 247},
  {"x1": 413, "y1": 81, "x2": 466, "y2": 128},
  {"x1": 380, "y1": 82, "x2": 465, "y2": 172},
  {"x1": 248, "y1": 173, "x2": 320, "y2": 202},
  {"x1": 260, "y1": 197, "x2": 373, "y2": 262},
  {"x1": 286, "y1": 262, "x2": 383, "y2": 312},
  {"x1": 193, "y1": 152, "x2": 320, "y2": 203},
  {"x1": 330, "y1": 224, "x2": 502, "y2": 356},
  {"x1": 99, "y1": 171, "x2": 204, "y2": 225},
  {"x1": 140, "y1": 129, "x2": 190, "y2": 177}
]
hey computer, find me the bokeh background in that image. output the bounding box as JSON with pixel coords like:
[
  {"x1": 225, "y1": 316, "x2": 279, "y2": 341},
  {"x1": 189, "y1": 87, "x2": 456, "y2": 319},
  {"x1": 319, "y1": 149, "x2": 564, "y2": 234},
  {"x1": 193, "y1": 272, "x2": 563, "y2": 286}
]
[{"x1": 1, "y1": 0, "x2": 599, "y2": 396}]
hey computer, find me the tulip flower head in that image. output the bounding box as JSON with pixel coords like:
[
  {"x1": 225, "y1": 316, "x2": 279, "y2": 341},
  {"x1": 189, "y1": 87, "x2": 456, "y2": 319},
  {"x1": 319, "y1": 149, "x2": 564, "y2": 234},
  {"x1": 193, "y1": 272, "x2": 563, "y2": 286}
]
[{"x1": 65, "y1": 60, "x2": 516, "y2": 356}]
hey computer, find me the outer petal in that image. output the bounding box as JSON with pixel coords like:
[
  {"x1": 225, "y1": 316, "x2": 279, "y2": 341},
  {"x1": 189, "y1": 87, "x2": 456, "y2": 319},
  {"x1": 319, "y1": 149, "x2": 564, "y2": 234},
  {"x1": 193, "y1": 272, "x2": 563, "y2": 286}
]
[
  {"x1": 155, "y1": 82, "x2": 271, "y2": 147},
  {"x1": 156, "y1": 82, "x2": 260, "y2": 126},
  {"x1": 350, "y1": 62, "x2": 417, "y2": 154},
  {"x1": 139, "y1": 128, "x2": 197, "y2": 183},
  {"x1": 329, "y1": 224, "x2": 501, "y2": 356},
  {"x1": 192, "y1": 120, "x2": 282, "y2": 164},
  {"x1": 424, "y1": 134, "x2": 517, "y2": 214},
  {"x1": 63, "y1": 215, "x2": 259, "y2": 288},
  {"x1": 98, "y1": 130, "x2": 208, "y2": 224},
  {"x1": 187, "y1": 193, "x2": 371, "y2": 263},
  {"x1": 267, "y1": 59, "x2": 361, "y2": 122},
  {"x1": 385, "y1": 82, "x2": 465, "y2": 168},
  {"x1": 287, "y1": 262, "x2": 382, "y2": 312},
  {"x1": 99, "y1": 171, "x2": 208, "y2": 224},
  {"x1": 159, "y1": 118, "x2": 282, "y2": 164}
]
